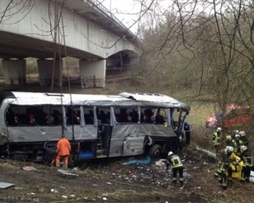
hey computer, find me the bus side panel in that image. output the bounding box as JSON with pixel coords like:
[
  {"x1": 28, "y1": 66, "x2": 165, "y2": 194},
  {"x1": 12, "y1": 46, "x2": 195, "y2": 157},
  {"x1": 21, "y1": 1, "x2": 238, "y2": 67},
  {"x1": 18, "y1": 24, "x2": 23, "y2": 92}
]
[
  {"x1": 123, "y1": 136, "x2": 144, "y2": 156},
  {"x1": 7, "y1": 124, "x2": 98, "y2": 143},
  {"x1": 151, "y1": 125, "x2": 176, "y2": 137},
  {"x1": 109, "y1": 124, "x2": 141, "y2": 157},
  {"x1": 72, "y1": 125, "x2": 97, "y2": 140},
  {"x1": 7, "y1": 126, "x2": 63, "y2": 142},
  {"x1": 109, "y1": 124, "x2": 156, "y2": 157},
  {"x1": 109, "y1": 138, "x2": 125, "y2": 157}
]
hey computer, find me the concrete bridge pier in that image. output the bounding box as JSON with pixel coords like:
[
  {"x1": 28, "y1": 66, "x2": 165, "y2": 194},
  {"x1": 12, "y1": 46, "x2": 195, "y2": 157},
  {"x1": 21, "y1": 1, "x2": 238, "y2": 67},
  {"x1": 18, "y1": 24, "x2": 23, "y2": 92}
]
[
  {"x1": 37, "y1": 59, "x2": 62, "y2": 87},
  {"x1": 79, "y1": 59, "x2": 106, "y2": 88},
  {"x1": 2, "y1": 59, "x2": 26, "y2": 85}
]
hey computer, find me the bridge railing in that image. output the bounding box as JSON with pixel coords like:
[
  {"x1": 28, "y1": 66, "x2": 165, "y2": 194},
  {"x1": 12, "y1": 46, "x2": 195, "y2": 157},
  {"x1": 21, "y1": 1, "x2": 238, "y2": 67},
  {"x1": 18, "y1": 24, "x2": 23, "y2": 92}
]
[{"x1": 86, "y1": 0, "x2": 136, "y2": 36}]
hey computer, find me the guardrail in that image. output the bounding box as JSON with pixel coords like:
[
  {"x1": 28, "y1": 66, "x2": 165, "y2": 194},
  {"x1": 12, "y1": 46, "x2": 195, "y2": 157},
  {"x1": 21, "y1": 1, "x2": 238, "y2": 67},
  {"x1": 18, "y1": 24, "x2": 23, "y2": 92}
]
[{"x1": 86, "y1": 0, "x2": 136, "y2": 37}]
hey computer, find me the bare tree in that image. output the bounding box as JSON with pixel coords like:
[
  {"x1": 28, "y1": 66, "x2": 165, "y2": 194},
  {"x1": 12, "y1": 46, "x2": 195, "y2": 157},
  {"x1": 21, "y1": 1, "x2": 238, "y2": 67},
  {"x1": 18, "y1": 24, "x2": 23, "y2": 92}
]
[{"x1": 139, "y1": 0, "x2": 254, "y2": 109}]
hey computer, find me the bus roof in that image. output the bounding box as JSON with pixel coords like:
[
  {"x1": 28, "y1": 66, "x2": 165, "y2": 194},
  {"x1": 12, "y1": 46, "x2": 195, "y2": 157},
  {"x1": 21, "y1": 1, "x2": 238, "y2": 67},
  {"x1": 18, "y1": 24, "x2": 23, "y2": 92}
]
[{"x1": 4, "y1": 91, "x2": 190, "y2": 111}]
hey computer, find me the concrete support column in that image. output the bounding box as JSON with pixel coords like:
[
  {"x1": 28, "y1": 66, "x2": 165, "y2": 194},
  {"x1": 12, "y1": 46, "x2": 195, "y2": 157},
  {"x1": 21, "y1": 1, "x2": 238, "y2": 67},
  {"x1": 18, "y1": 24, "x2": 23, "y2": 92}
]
[
  {"x1": 2, "y1": 59, "x2": 26, "y2": 85},
  {"x1": 79, "y1": 59, "x2": 106, "y2": 88},
  {"x1": 37, "y1": 59, "x2": 62, "y2": 86},
  {"x1": 130, "y1": 56, "x2": 140, "y2": 68}
]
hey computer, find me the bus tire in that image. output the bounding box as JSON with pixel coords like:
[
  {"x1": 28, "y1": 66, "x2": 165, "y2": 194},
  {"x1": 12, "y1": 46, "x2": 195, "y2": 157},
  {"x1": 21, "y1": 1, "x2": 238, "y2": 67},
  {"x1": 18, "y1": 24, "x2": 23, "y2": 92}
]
[{"x1": 149, "y1": 144, "x2": 162, "y2": 158}]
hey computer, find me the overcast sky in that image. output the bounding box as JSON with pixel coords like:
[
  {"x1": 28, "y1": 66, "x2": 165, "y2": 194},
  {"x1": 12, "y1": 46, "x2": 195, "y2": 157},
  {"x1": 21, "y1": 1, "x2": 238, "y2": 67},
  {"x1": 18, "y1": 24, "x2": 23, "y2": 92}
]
[
  {"x1": 100, "y1": 0, "x2": 173, "y2": 34},
  {"x1": 101, "y1": 0, "x2": 141, "y2": 33}
]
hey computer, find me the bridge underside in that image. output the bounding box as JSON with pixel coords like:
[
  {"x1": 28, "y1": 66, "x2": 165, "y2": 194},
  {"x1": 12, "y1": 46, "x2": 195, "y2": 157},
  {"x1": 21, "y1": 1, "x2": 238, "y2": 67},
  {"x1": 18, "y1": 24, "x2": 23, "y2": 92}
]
[
  {"x1": 0, "y1": 31, "x2": 139, "y2": 88},
  {"x1": 0, "y1": 32, "x2": 99, "y2": 59}
]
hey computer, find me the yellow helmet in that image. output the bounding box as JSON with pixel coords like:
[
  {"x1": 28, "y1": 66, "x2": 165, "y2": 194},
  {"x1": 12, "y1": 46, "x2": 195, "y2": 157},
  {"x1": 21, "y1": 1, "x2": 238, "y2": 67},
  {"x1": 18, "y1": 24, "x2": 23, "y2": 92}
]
[{"x1": 226, "y1": 135, "x2": 232, "y2": 141}]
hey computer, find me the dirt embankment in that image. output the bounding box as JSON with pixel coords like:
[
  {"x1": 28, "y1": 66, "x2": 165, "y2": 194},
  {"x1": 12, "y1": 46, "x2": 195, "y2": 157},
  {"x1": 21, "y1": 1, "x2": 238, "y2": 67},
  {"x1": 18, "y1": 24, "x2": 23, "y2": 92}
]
[{"x1": 0, "y1": 147, "x2": 253, "y2": 203}]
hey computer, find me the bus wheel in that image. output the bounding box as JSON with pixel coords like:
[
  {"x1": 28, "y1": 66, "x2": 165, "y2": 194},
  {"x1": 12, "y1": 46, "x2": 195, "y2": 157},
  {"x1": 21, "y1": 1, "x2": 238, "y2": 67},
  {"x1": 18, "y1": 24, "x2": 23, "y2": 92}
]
[{"x1": 149, "y1": 144, "x2": 162, "y2": 158}]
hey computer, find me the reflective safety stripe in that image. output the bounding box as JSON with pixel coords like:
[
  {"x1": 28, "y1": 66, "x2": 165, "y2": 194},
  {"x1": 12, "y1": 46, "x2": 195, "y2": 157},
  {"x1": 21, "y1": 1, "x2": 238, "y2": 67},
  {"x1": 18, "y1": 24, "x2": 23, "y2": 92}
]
[
  {"x1": 213, "y1": 132, "x2": 221, "y2": 144},
  {"x1": 170, "y1": 155, "x2": 183, "y2": 168}
]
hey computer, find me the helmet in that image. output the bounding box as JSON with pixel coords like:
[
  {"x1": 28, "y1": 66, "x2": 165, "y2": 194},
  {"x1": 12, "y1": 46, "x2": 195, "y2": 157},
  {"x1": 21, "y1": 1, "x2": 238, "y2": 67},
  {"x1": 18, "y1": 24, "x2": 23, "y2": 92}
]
[
  {"x1": 239, "y1": 131, "x2": 246, "y2": 137},
  {"x1": 240, "y1": 145, "x2": 247, "y2": 152},
  {"x1": 225, "y1": 146, "x2": 234, "y2": 153},
  {"x1": 226, "y1": 135, "x2": 232, "y2": 141},
  {"x1": 168, "y1": 151, "x2": 173, "y2": 156},
  {"x1": 235, "y1": 130, "x2": 239, "y2": 134},
  {"x1": 217, "y1": 127, "x2": 222, "y2": 132},
  {"x1": 235, "y1": 134, "x2": 240, "y2": 139}
]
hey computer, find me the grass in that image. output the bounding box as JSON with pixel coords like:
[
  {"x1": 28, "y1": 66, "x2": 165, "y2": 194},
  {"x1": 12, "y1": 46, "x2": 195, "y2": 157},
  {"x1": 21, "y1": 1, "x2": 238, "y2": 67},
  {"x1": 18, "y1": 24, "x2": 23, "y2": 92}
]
[{"x1": 185, "y1": 102, "x2": 218, "y2": 151}]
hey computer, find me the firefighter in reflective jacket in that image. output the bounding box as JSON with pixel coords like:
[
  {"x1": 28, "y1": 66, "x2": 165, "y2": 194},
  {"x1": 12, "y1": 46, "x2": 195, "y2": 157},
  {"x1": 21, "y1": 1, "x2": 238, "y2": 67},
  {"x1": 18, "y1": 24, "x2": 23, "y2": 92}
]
[
  {"x1": 214, "y1": 146, "x2": 242, "y2": 189},
  {"x1": 240, "y1": 145, "x2": 253, "y2": 182},
  {"x1": 166, "y1": 151, "x2": 184, "y2": 186},
  {"x1": 55, "y1": 135, "x2": 71, "y2": 169},
  {"x1": 239, "y1": 131, "x2": 248, "y2": 146},
  {"x1": 232, "y1": 134, "x2": 243, "y2": 156},
  {"x1": 213, "y1": 127, "x2": 222, "y2": 153}
]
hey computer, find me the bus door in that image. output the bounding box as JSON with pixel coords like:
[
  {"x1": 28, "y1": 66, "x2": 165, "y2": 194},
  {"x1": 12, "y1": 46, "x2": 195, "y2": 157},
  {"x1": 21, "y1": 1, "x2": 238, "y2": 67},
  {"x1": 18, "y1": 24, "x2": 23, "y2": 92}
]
[
  {"x1": 109, "y1": 106, "x2": 144, "y2": 157},
  {"x1": 96, "y1": 107, "x2": 112, "y2": 157}
]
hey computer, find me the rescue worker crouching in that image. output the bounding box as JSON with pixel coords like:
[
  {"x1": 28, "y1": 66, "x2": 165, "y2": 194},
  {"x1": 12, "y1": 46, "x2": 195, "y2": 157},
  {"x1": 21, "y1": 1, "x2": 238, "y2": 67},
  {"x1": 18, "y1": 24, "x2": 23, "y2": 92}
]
[
  {"x1": 166, "y1": 151, "x2": 184, "y2": 187},
  {"x1": 55, "y1": 135, "x2": 71, "y2": 169},
  {"x1": 240, "y1": 145, "x2": 253, "y2": 182}
]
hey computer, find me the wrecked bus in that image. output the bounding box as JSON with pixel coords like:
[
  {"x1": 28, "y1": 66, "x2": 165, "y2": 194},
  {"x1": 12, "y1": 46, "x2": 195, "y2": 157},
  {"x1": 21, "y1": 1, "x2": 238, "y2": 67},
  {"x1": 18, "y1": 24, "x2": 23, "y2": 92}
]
[{"x1": 0, "y1": 91, "x2": 190, "y2": 162}]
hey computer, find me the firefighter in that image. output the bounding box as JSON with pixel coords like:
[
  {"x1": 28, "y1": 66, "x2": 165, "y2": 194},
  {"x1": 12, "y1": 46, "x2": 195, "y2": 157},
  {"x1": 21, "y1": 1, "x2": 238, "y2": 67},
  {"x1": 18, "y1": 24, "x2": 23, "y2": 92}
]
[
  {"x1": 225, "y1": 135, "x2": 234, "y2": 147},
  {"x1": 166, "y1": 151, "x2": 184, "y2": 187},
  {"x1": 232, "y1": 134, "x2": 243, "y2": 157},
  {"x1": 213, "y1": 127, "x2": 222, "y2": 154},
  {"x1": 240, "y1": 145, "x2": 253, "y2": 182},
  {"x1": 233, "y1": 130, "x2": 239, "y2": 139},
  {"x1": 55, "y1": 135, "x2": 71, "y2": 169},
  {"x1": 239, "y1": 131, "x2": 248, "y2": 146},
  {"x1": 183, "y1": 121, "x2": 191, "y2": 145},
  {"x1": 215, "y1": 146, "x2": 241, "y2": 189}
]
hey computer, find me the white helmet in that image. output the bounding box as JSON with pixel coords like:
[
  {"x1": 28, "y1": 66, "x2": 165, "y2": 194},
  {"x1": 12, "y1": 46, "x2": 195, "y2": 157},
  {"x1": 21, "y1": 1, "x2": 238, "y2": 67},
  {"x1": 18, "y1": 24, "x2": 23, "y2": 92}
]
[
  {"x1": 225, "y1": 146, "x2": 234, "y2": 153},
  {"x1": 240, "y1": 145, "x2": 247, "y2": 152},
  {"x1": 168, "y1": 151, "x2": 173, "y2": 156},
  {"x1": 235, "y1": 130, "x2": 239, "y2": 134},
  {"x1": 235, "y1": 134, "x2": 240, "y2": 138},
  {"x1": 217, "y1": 127, "x2": 222, "y2": 132},
  {"x1": 239, "y1": 131, "x2": 246, "y2": 137}
]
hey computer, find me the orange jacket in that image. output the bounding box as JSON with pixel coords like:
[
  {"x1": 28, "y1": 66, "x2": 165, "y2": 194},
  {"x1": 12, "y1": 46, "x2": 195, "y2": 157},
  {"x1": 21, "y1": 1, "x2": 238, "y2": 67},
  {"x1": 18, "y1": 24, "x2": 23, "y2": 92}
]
[{"x1": 56, "y1": 137, "x2": 71, "y2": 156}]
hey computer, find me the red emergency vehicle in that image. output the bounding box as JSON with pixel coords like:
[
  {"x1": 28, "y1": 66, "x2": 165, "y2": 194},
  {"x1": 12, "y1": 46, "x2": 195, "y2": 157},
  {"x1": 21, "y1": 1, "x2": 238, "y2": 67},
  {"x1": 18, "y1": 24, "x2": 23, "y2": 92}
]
[{"x1": 205, "y1": 103, "x2": 252, "y2": 129}]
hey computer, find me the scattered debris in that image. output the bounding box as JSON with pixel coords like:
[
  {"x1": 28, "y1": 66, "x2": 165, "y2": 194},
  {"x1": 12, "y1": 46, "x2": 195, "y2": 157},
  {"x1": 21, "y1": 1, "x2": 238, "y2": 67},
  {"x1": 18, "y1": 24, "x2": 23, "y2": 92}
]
[
  {"x1": 0, "y1": 182, "x2": 15, "y2": 189},
  {"x1": 57, "y1": 169, "x2": 79, "y2": 176},
  {"x1": 22, "y1": 166, "x2": 37, "y2": 171},
  {"x1": 50, "y1": 188, "x2": 58, "y2": 193},
  {"x1": 123, "y1": 155, "x2": 151, "y2": 165}
]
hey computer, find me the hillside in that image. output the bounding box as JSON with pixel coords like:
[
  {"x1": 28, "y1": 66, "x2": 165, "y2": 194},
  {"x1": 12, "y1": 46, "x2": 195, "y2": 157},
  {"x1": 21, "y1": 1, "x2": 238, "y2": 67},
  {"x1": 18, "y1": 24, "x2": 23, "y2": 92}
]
[{"x1": 0, "y1": 146, "x2": 253, "y2": 203}]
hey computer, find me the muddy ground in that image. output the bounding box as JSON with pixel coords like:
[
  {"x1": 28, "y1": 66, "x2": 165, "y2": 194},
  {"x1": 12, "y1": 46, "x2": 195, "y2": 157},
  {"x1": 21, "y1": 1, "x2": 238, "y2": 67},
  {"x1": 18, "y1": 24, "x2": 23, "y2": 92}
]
[{"x1": 0, "y1": 147, "x2": 254, "y2": 203}]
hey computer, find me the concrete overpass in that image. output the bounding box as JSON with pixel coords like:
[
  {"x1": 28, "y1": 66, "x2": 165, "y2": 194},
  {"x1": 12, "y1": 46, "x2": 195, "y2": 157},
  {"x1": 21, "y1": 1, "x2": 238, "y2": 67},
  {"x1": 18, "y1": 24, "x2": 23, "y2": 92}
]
[{"x1": 0, "y1": 0, "x2": 141, "y2": 87}]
